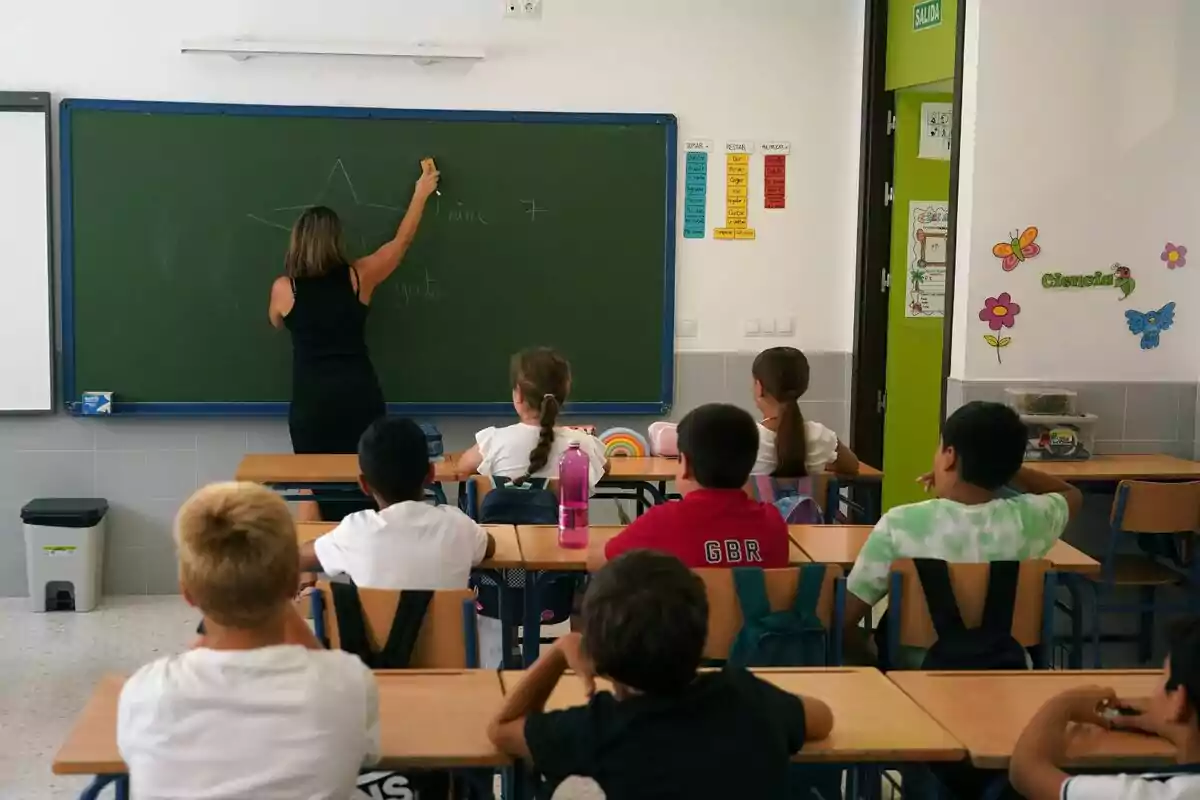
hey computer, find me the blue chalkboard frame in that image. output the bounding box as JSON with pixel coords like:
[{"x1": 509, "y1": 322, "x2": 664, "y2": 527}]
[{"x1": 60, "y1": 98, "x2": 678, "y2": 417}]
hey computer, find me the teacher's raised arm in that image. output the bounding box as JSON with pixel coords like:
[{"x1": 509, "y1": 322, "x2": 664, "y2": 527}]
[{"x1": 355, "y1": 157, "x2": 440, "y2": 303}]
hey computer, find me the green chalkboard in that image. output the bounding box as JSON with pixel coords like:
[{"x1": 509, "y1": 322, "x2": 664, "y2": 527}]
[{"x1": 62, "y1": 100, "x2": 676, "y2": 414}]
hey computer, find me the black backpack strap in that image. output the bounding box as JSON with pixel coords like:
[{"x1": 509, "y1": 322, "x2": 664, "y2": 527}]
[
  {"x1": 377, "y1": 591, "x2": 434, "y2": 668},
  {"x1": 913, "y1": 559, "x2": 967, "y2": 640},
  {"x1": 981, "y1": 561, "x2": 1021, "y2": 635},
  {"x1": 330, "y1": 581, "x2": 375, "y2": 667}
]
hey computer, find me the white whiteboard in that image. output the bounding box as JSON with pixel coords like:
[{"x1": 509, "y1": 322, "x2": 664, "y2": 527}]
[{"x1": 0, "y1": 108, "x2": 53, "y2": 411}]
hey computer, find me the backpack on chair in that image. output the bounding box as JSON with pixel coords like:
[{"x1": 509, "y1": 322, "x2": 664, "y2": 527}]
[
  {"x1": 472, "y1": 477, "x2": 576, "y2": 628},
  {"x1": 748, "y1": 476, "x2": 822, "y2": 525},
  {"x1": 728, "y1": 564, "x2": 829, "y2": 668},
  {"x1": 915, "y1": 558, "x2": 1029, "y2": 671}
]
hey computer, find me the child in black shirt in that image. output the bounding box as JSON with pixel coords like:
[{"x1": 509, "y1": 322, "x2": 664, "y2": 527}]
[{"x1": 487, "y1": 550, "x2": 834, "y2": 798}]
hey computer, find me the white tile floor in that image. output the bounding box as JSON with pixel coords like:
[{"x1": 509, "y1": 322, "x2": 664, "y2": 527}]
[{"x1": 0, "y1": 596, "x2": 198, "y2": 800}]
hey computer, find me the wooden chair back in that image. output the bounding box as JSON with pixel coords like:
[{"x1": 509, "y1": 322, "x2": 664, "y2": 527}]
[
  {"x1": 889, "y1": 559, "x2": 1052, "y2": 649},
  {"x1": 695, "y1": 565, "x2": 843, "y2": 660},
  {"x1": 1112, "y1": 481, "x2": 1200, "y2": 534},
  {"x1": 315, "y1": 580, "x2": 475, "y2": 669}
]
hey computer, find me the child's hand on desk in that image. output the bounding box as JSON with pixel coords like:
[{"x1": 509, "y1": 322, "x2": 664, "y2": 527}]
[
  {"x1": 1050, "y1": 685, "x2": 1118, "y2": 727},
  {"x1": 554, "y1": 632, "x2": 596, "y2": 696}
]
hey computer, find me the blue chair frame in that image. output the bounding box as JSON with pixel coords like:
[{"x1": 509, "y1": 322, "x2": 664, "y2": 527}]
[{"x1": 1081, "y1": 480, "x2": 1200, "y2": 667}]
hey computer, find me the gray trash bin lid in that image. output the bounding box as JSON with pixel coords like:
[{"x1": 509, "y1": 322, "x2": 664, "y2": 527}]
[{"x1": 21, "y1": 498, "x2": 109, "y2": 528}]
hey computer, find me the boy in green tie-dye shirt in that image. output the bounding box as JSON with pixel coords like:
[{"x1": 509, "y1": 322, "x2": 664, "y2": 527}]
[{"x1": 844, "y1": 401, "x2": 1083, "y2": 666}]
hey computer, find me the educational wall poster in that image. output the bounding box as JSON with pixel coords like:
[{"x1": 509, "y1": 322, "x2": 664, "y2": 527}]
[
  {"x1": 918, "y1": 102, "x2": 952, "y2": 160},
  {"x1": 759, "y1": 141, "x2": 790, "y2": 209},
  {"x1": 714, "y1": 141, "x2": 756, "y2": 240},
  {"x1": 682, "y1": 139, "x2": 711, "y2": 239},
  {"x1": 905, "y1": 200, "x2": 949, "y2": 318}
]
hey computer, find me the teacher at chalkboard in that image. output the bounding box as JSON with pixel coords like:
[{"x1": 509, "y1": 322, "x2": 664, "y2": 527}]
[{"x1": 267, "y1": 157, "x2": 440, "y2": 520}]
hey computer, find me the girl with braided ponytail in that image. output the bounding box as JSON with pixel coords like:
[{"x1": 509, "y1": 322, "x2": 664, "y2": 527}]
[
  {"x1": 750, "y1": 347, "x2": 859, "y2": 477},
  {"x1": 457, "y1": 348, "x2": 608, "y2": 489}
]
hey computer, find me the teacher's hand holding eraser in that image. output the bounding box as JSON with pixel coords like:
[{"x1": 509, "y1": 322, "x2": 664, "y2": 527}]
[{"x1": 417, "y1": 156, "x2": 440, "y2": 197}]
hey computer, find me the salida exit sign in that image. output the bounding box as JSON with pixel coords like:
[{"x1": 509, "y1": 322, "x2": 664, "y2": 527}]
[{"x1": 913, "y1": 0, "x2": 942, "y2": 31}]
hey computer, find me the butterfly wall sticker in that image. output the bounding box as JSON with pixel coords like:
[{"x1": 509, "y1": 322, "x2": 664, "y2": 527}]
[
  {"x1": 1125, "y1": 301, "x2": 1176, "y2": 350},
  {"x1": 992, "y1": 227, "x2": 1041, "y2": 271}
]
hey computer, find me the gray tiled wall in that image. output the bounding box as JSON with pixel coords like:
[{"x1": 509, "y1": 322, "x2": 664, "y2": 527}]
[
  {"x1": 0, "y1": 350, "x2": 851, "y2": 598},
  {"x1": 946, "y1": 379, "x2": 1197, "y2": 459}
]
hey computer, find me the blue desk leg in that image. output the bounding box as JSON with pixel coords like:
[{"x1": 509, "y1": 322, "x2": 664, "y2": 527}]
[
  {"x1": 523, "y1": 573, "x2": 542, "y2": 667},
  {"x1": 79, "y1": 775, "x2": 127, "y2": 800}
]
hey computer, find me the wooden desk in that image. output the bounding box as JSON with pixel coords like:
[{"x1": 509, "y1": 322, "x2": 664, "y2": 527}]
[
  {"x1": 236, "y1": 453, "x2": 882, "y2": 488},
  {"x1": 1028, "y1": 454, "x2": 1200, "y2": 482},
  {"x1": 890, "y1": 670, "x2": 1172, "y2": 769},
  {"x1": 515, "y1": 525, "x2": 621, "y2": 571},
  {"x1": 54, "y1": 670, "x2": 510, "y2": 776},
  {"x1": 515, "y1": 525, "x2": 811, "y2": 570},
  {"x1": 296, "y1": 522, "x2": 525, "y2": 569},
  {"x1": 788, "y1": 525, "x2": 1101, "y2": 574},
  {"x1": 499, "y1": 668, "x2": 964, "y2": 764}
]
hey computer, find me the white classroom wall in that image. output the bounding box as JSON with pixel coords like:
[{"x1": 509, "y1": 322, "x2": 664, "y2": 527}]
[
  {"x1": 0, "y1": 0, "x2": 865, "y2": 355},
  {"x1": 951, "y1": 0, "x2": 1200, "y2": 383}
]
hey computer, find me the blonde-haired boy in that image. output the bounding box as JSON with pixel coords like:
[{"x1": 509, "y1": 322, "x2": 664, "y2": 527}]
[{"x1": 118, "y1": 482, "x2": 380, "y2": 799}]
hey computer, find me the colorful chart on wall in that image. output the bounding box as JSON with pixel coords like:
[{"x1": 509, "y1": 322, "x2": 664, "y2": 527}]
[{"x1": 905, "y1": 200, "x2": 949, "y2": 318}]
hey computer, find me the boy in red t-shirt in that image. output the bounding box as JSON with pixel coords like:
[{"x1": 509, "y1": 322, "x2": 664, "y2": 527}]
[{"x1": 589, "y1": 403, "x2": 790, "y2": 570}]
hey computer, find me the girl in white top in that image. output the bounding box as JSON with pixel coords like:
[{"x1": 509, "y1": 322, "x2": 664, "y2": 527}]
[
  {"x1": 457, "y1": 348, "x2": 608, "y2": 491},
  {"x1": 751, "y1": 347, "x2": 859, "y2": 477}
]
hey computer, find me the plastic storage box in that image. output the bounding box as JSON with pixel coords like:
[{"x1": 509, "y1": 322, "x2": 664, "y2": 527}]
[
  {"x1": 1005, "y1": 388, "x2": 1079, "y2": 417},
  {"x1": 1021, "y1": 414, "x2": 1098, "y2": 461},
  {"x1": 22, "y1": 498, "x2": 108, "y2": 612}
]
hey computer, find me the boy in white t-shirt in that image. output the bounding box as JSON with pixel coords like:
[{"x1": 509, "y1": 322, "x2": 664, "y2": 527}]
[
  {"x1": 1010, "y1": 617, "x2": 1200, "y2": 799},
  {"x1": 456, "y1": 347, "x2": 608, "y2": 490},
  {"x1": 119, "y1": 482, "x2": 379, "y2": 799},
  {"x1": 300, "y1": 416, "x2": 495, "y2": 589}
]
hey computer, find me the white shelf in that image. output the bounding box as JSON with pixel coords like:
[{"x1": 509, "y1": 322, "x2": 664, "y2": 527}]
[{"x1": 180, "y1": 39, "x2": 486, "y2": 65}]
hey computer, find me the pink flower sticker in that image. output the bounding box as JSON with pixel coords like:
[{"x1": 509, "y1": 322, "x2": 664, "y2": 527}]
[
  {"x1": 979, "y1": 293, "x2": 1020, "y2": 363},
  {"x1": 1161, "y1": 242, "x2": 1187, "y2": 269}
]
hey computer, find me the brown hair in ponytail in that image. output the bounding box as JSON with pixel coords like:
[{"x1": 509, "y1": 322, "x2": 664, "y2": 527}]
[
  {"x1": 511, "y1": 347, "x2": 571, "y2": 484},
  {"x1": 751, "y1": 347, "x2": 811, "y2": 478}
]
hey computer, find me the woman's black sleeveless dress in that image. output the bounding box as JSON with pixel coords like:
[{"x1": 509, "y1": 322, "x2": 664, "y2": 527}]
[{"x1": 284, "y1": 265, "x2": 385, "y2": 519}]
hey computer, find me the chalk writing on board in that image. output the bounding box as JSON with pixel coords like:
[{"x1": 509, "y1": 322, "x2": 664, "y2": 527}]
[
  {"x1": 520, "y1": 200, "x2": 548, "y2": 222},
  {"x1": 245, "y1": 157, "x2": 409, "y2": 245},
  {"x1": 394, "y1": 267, "x2": 442, "y2": 305},
  {"x1": 442, "y1": 199, "x2": 490, "y2": 225}
]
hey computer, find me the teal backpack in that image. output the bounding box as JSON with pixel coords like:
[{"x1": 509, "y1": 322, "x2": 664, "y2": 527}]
[{"x1": 728, "y1": 564, "x2": 829, "y2": 668}]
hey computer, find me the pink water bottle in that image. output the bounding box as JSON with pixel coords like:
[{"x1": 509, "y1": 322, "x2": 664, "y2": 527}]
[{"x1": 558, "y1": 441, "x2": 590, "y2": 549}]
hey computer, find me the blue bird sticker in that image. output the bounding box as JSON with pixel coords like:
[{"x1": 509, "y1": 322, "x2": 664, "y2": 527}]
[{"x1": 1125, "y1": 301, "x2": 1176, "y2": 350}]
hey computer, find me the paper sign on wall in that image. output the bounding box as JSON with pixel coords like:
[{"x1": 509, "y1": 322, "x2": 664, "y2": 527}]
[
  {"x1": 683, "y1": 139, "x2": 711, "y2": 239},
  {"x1": 760, "y1": 141, "x2": 789, "y2": 209},
  {"x1": 906, "y1": 200, "x2": 949, "y2": 317},
  {"x1": 714, "y1": 141, "x2": 756, "y2": 240},
  {"x1": 919, "y1": 103, "x2": 953, "y2": 160}
]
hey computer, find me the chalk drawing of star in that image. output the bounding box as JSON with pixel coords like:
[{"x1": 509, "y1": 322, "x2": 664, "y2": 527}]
[{"x1": 245, "y1": 158, "x2": 409, "y2": 253}]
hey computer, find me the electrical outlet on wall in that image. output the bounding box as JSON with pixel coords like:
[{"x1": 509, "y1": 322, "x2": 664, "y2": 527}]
[
  {"x1": 522, "y1": 0, "x2": 543, "y2": 18},
  {"x1": 744, "y1": 319, "x2": 761, "y2": 337},
  {"x1": 503, "y1": 0, "x2": 521, "y2": 18},
  {"x1": 760, "y1": 318, "x2": 777, "y2": 335},
  {"x1": 776, "y1": 317, "x2": 795, "y2": 335}
]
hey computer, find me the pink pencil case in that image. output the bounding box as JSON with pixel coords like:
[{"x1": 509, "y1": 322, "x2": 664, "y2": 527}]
[{"x1": 648, "y1": 421, "x2": 679, "y2": 457}]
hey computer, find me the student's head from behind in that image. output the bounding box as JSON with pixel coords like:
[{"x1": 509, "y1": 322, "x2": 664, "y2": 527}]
[
  {"x1": 175, "y1": 482, "x2": 298, "y2": 630},
  {"x1": 1145, "y1": 617, "x2": 1200, "y2": 732},
  {"x1": 357, "y1": 416, "x2": 433, "y2": 506},
  {"x1": 510, "y1": 347, "x2": 572, "y2": 481},
  {"x1": 676, "y1": 403, "x2": 759, "y2": 492},
  {"x1": 285, "y1": 205, "x2": 347, "y2": 279},
  {"x1": 582, "y1": 550, "x2": 707, "y2": 696},
  {"x1": 752, "y1": 347, "x2": 812, "y2": 477},
  {"x1": 935, "y1": 401, "x2": 1027, "y2": 495}
]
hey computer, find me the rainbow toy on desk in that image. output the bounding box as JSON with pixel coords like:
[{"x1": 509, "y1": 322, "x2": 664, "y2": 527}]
[{"x1": 599, "y1": 427, "x2": 650, "y2": 458}]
